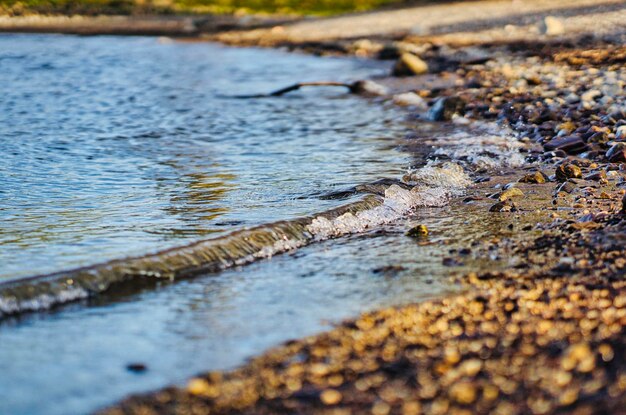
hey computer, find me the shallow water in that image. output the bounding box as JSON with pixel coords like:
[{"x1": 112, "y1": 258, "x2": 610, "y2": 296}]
[
  {"x1": 0, "y1": 34, "x2": 408, "y2": 280},
  {"x1": 0, "y1": 34, "x2": 527, "y2": 415},
  {"x1": 0, "y1": 198, "x2": 522, "y2": 415}
]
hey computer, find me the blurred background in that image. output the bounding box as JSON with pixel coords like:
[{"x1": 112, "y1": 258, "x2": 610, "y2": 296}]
[{"x1": 0, "y1": 0, "x2": 446, "y2": 17}]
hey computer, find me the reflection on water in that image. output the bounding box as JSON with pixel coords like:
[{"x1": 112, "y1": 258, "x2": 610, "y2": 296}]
[{"x1": 0, "y1": 34, "x2": 408, "y2": 280}]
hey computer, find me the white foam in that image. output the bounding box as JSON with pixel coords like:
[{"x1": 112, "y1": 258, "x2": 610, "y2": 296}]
[
  {"x1": 424, "y1": 126, "x2": 526, "y2": 170},
  {"x1": 307, "y1": 163, "x2": 471, "y2": 239}
]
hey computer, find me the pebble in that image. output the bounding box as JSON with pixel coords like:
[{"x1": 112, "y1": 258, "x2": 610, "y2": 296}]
[
  {"x1": 489, "y1": 201, "x2": 515, "y2": 212},
  {"x1": 556, "y1": 181, "x2": 577, "y2": 194},
  {"x1": 584, "y1": 170, "x2": 607, "y2": 182},
  {"x1": 543, "y1": 135, "x2": 588, "y2": 155},
  {"x1": 555, "y1": 163, "x2": 582, "y2": 181},
  {"x1": 392, "y1": 92, "x2": 427, "y2": 108},
  {"x1": 519, "y1": 171, "x2": 546, "y2": 184},
  {"x1": 428, "y1": 96, "x2": 466, "y2": 121},
  {"x1": 606, "y1": 143, "x2": 626, "y2": 163},
  {"x1": 393, "y1": 53, "x2": 428, "y2": 76},
  {"x1": 320, "y1": 389, "x2": 342, "y2": 405},
  {"x1": 406, "y1": 224, "x2": 429, "y2": 237},
  {"x1": 498, "y1": 187, "x2": 524, "y2": 201}
]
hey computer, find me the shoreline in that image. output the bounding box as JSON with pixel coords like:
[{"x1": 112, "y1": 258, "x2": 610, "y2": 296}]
[
  {"x1": 3, "y1": 0, "x2": 626, "y2": 413},
  {"x1": 97, "y1": 0, "x2": 626, "y2": 413},
  {"x1": 0, "y1": 13, "x2": 299, "y2": 36}
]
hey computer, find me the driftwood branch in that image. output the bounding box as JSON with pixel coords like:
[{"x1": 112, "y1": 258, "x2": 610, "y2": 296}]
[
  {"x1": 232, "y1": 81, "x2": 354, "y2": 98},
  {"x1": 228, "y1": 80, "x2": 387, "y2": 99}
]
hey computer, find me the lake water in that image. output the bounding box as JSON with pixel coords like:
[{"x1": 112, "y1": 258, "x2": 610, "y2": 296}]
[
  {"x1": 0, "y1": 34, "x2": 408, "y2": 281},
  {"x1": 0, "y1": 34, "x2": 521, "y2": 415}
]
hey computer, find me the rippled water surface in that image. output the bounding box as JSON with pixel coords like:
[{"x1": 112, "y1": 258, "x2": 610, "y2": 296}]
[
  {"x1": 0, "y1": 33, "x2": 530, "y2": 415},
  {"x1": 0, "y1": 34, "x2": 408, "y2": 280},
  {"x1": 0, "y1": 198, "x2": 522, "y2": 415}
]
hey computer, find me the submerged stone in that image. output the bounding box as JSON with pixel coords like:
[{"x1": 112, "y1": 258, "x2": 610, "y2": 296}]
[{"x1": 406, "y1": 225, "x2": 429, "y2": 237}]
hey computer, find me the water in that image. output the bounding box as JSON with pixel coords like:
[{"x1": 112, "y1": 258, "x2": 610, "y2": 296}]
[
  {"x1": 0, "y1": 34, "x2": 408, "y2": 281},
  {"x1": 0, "y1": 198, "x2": 521, "y2": 415},
  {"x1": 0, "y1": 34, "x2": 527, "y2": 415}
]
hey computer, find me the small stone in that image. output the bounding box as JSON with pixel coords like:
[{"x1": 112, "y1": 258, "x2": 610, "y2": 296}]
[
  {"x1": 187, "y1": 378, "x2": 211, "y2": 396},
  {"x1": 616, "y1": 125, "x2": 626, "y2": 140},
  {"x1": 428, "y1": 96, "x2": 466, "y2": 121},
  {"x1": 372, "y1": 401, "x2": 391, "y2": 415},
  {"x1": 320, "y1": 389, "x2": 342, "y2": 405},
  {"x1": 606, "y1": 143, "x2": 626, "y2": 163},
  {"x1": 407, "y1": 225, "x2": 429, "y2": 237},
  {"x1": 393, "y1": 53, "x2": 429, "y2": 76},
  {"x1": 490, "y1": 201, "x2": 514, "y2": 212},
  {"x1": 581, "y1": 89, "x2": 602, "y2": 103},
  {"x1": 393, "y1": 92, "x2": 427, "y2": 108},
  {"x1": 449, "y1": 382, "x2": 477, "y2": 404},
  {"x1": 498, "y1": 187, "x2": 524, "y2": 202},
  {"x1": 556, "y1": 181, "x2": 577, "y2": 194},
  {"x1": 564, "y1": 93, "x2": 580, "y2": 104},
  {"x1": 352, "y1": 80, "x2": 389, "y2": 96},
  {"x1": 555, "y1": 164, "x2": 582, "y2": 182},
  {"x1": 542, "y1": 16, "x2": 565, "y2": 36},
  {"x1": 584, "y1": 170, "x2": 607, "y2": 182},
  {"x1": 519, "y1": 172, "x2": 546, "y2": 184},
  {"x1": 543, "y1": 135, "x2": 588, "y2": 155}
]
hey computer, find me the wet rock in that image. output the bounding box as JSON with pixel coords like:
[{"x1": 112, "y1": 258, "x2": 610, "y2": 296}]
[
  {"x1": 584, "y1": 170, "x2": 608, "y2": 183},
  {"x1": 622, "y1": 194, "x2": 626, "y2": 213},
  {"x1": 489, "y1": 201, "x2": 516, "y2": 212},
  {"x1": 556, "y1": 163, "x2": 582, "y2": 182},
  {"x1": 428, "y1": 96, "x2": 466, "y2": 121},
  {"x1": 393, "y1": 53, "x2": 428, "y2": 76},
  {"x1": 498, "y1": 187, "x2": 524, "y2": 202},
  {"x1": 543, "y1": 135, "x2": 588, "y2": 155},
  {"x1": 519, "y1": 171, "x2": 546, "y2": 184},
  {"x1": 406, "y1": 224, "x2": 429, "y2": 237},
  {"x1": 556, "y1": 181, "x2": 577, "y2": 194},
  {"x1": 615, "y1": 125, "x2": 626, "y2": 140},
  {"x1": 392, "y1": 92, "x2": 427, "y2": 108},
  {"x1": 606, "y1": 143, "x2": 626, "y2": 163},
  {"x1": 351, "y1": 80, "x2": 389, "y2": 96}
]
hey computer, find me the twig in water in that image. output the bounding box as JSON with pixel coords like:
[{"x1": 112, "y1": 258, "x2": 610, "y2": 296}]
[{"x1": 230, "y1": 80, "x2": 388, "y2": 98}]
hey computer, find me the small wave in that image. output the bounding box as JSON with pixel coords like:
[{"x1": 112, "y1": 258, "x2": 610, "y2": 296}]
[
  {"x1": 308, "y1": 162, "x2": 471, "y2": 239},
  {"x1": 416, "y1": 122, "x2": 527, "y2": 170},
  {"x1": 0, "y1": 162, "x2": 472, "y2": 319}
]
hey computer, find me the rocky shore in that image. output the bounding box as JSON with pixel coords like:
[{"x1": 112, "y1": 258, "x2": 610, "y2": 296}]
[{"x1": 89, "y1": 0, "x2": 626, "y2": 413}]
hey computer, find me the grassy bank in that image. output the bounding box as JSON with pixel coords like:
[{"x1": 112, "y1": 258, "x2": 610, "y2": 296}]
[{"x1": 0, "y1": 0, "x2": 431, "y2": 16}]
